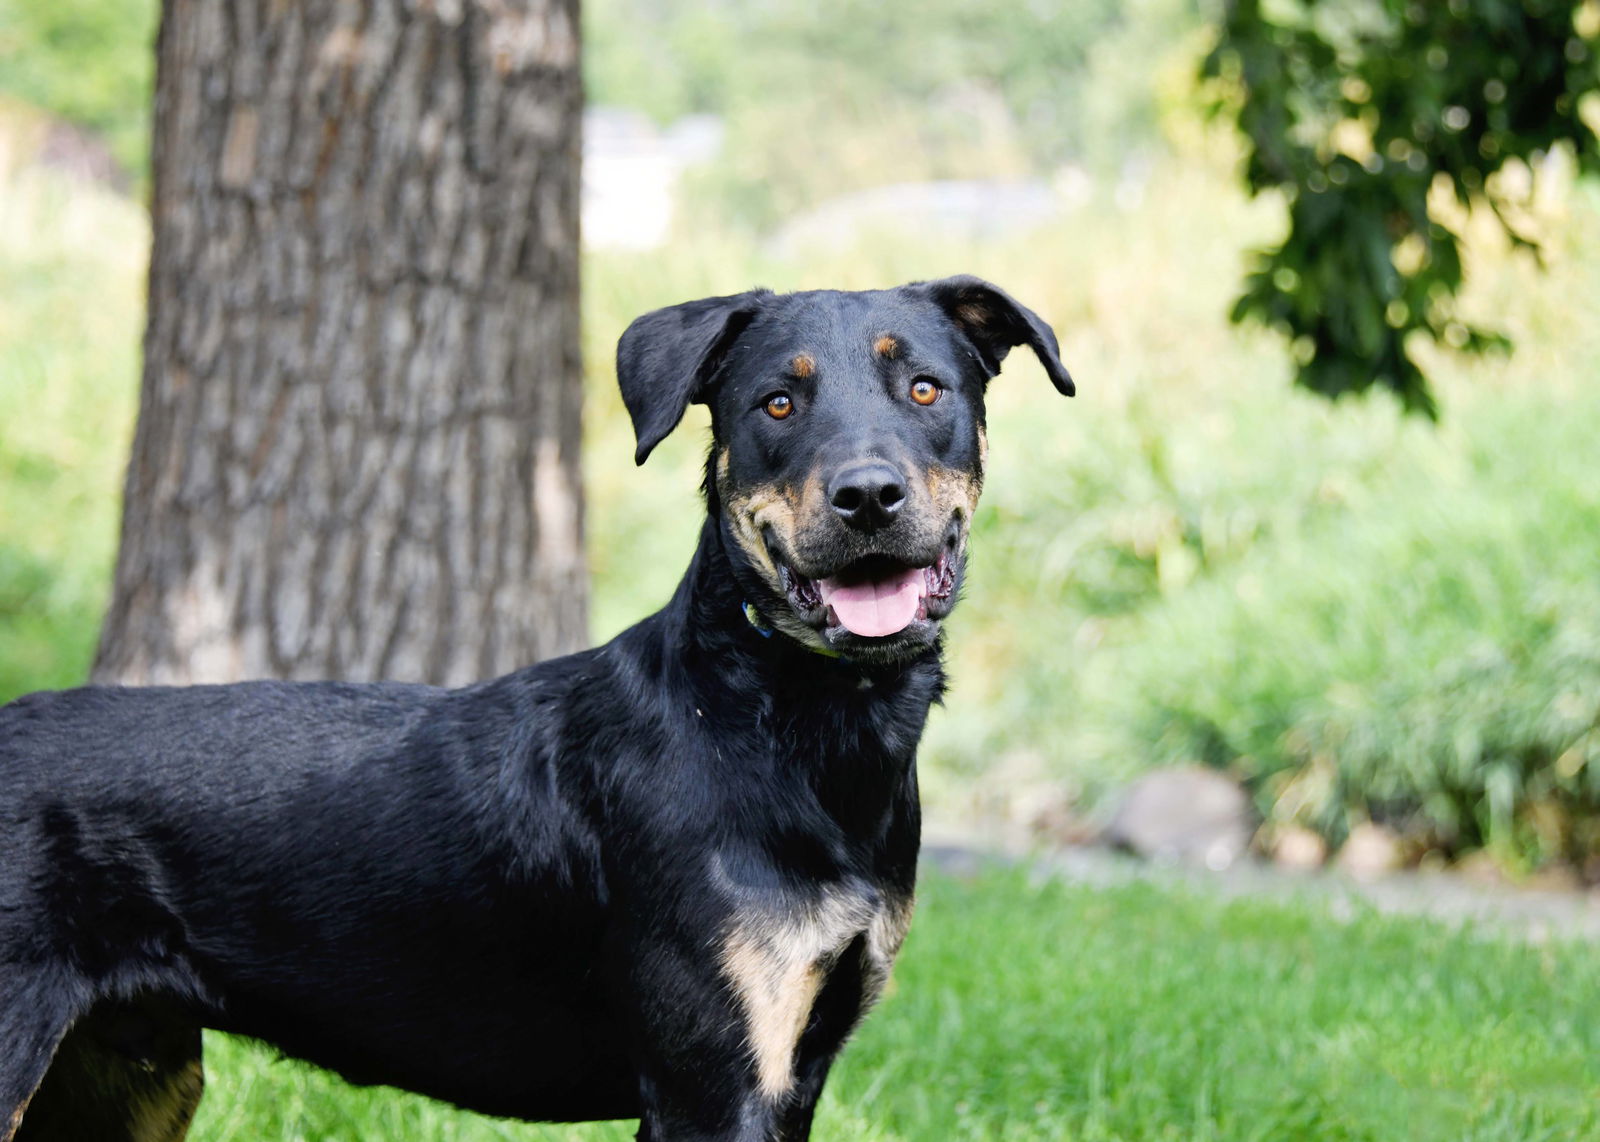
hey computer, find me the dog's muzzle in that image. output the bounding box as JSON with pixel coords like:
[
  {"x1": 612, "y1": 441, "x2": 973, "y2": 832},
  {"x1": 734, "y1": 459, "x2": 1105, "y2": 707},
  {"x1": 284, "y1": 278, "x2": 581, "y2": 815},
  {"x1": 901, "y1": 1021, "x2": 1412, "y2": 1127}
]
[{"x1": 774, "y1": 513, "x2": 964, "y2": 650}]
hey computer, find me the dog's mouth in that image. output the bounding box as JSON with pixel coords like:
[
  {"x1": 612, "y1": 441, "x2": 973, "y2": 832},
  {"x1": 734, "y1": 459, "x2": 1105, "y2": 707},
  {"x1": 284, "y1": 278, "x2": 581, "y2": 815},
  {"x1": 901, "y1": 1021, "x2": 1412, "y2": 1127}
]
[{"x1": 778, "y1": 533, "x2": 961, "y2": 644}]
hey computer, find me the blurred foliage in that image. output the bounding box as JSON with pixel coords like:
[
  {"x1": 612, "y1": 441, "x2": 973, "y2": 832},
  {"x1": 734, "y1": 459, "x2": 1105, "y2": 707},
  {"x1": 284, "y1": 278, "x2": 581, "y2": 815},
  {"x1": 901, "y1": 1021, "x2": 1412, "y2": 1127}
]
[
  {"x1": 1066, "y1": 385, "x2": 1600, "y2": 865},
  {"x1": 587, "y1": 0, "x2": 1140, "y2": 150},
  {"x1": 588, "y1": 0, "x2": 1197, "y2": 227},
  {"x1": 580, "y1": 157, "x2": 1600, "y2": 873},
  {"x1": 4, "y1": 2, "x2": 1600, "y2": 874},
  {"x1": 1205, "y1": 0, "x2": 1600, "y2": 415},
  {"x1": 6, "y1": 114, "x2": 1600, "y2": 871},
  {"x1": 0, "y1": 150, "x2": 142, "y2": 701},
  {"x1": 0, "y1": 0, "x2": 157, "y2": 178}
]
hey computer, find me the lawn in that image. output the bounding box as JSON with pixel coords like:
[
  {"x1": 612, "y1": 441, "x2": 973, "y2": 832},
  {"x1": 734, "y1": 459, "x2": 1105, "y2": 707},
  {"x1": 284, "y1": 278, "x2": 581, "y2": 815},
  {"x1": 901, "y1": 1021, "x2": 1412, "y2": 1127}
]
[{"x1": 189, "y1": 867, "x2": 1600, "y2": 1142}]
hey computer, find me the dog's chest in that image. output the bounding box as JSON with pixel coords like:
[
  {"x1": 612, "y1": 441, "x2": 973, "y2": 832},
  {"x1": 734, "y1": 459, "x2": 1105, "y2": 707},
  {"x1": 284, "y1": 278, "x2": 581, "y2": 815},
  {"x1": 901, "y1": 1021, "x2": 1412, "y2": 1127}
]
[{"x1": 717, "y1": 881, "x2": 913, "y2": 1100}]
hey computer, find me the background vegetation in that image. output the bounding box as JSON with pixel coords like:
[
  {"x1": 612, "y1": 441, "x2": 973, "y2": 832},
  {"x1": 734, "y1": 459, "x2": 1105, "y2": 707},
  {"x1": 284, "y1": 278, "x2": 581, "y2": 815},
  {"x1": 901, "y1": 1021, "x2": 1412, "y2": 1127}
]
[
  {"x1": 0, "y1": 0, "x2": 155, "y2": 177},
  {"x1": 1208, "y1": 0, "x2": 1600, "y2": 413},
  {"x1": 5, "y1": 1, "x2": 1600, "y2": 1137},
  {"x1": 586, "y1": 0, "x2": 1195, "y2": 228},
  {"x1": 3, "y1": 1, "x2": 1599, "y2": 871}
]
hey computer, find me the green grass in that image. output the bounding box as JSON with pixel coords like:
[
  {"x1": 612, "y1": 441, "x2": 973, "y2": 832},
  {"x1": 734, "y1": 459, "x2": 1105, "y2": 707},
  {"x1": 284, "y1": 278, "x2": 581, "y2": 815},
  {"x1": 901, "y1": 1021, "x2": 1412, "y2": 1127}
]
[{"x1": 187, "y1": 867, "x2": 1600, "y2": 1141}]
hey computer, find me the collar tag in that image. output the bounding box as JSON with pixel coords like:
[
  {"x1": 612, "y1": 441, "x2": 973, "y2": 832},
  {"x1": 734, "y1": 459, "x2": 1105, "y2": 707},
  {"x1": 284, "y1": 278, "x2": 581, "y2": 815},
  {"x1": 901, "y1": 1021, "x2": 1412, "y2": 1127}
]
[{"x1": 742, "y1": 601, "x2": 774, "y2": 638}]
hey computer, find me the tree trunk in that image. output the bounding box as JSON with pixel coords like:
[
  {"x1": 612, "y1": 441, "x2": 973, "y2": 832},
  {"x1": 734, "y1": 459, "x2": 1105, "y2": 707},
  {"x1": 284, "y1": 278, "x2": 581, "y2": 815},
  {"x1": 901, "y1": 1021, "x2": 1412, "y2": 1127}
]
[{"x1": 94, "y1": 0, "x2": 585, "y2": 688}]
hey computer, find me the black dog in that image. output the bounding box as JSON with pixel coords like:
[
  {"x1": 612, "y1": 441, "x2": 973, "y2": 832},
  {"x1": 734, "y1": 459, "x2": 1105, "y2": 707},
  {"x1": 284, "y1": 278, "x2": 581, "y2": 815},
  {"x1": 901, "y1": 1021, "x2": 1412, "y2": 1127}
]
[{"x1": 0, "y1": 276, "x2": 1072, "y2": 1142}]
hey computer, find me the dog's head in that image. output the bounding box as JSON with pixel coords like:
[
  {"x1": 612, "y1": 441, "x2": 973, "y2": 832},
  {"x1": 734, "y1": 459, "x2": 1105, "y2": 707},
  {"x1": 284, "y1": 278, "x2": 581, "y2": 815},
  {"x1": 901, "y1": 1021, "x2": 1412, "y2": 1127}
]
[{"x1": 617, "y1": 276, "x2": 1073, "y2": 662}]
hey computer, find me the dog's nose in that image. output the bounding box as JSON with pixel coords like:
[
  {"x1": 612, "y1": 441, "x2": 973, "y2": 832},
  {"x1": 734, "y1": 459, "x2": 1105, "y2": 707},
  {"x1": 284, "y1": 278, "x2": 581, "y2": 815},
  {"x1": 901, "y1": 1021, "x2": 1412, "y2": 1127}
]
[{"x1": 828, "y1": 461, "x2": 907, "y2": 531}]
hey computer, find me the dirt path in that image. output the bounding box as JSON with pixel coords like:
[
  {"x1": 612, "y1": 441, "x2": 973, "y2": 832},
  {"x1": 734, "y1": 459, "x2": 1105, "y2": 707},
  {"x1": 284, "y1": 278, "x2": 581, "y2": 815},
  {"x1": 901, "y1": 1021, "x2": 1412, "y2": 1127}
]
[{"x1": 922, "y1": 832, "x2": 1600, "y2": 943}]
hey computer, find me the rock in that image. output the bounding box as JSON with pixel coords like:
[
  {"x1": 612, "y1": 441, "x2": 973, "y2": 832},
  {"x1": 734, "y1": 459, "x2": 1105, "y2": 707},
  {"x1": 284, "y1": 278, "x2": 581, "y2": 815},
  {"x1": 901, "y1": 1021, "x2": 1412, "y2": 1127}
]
[
  {"x1": 1267, "y1": 824, "x2": 1328, "y2": 871},
  {"x1": 1105, "y1": 767, "x2": 1254, "y2": 870},
  {"x1": 38, "y1": 118, "x2": 130, "y2": 192},
  {"x1": 1524, "y1": 863, "x2": 1585, "y2": 893},
  {"x1": 1454, "y1": 849, "x2": 1507, "y2": 886},
  {"x1": 1026, "y1": 792, "x2": 1098, "y2": 848},
  {"x1": 1336, "y1": 822, "x2": 1405, "y2": 880}
]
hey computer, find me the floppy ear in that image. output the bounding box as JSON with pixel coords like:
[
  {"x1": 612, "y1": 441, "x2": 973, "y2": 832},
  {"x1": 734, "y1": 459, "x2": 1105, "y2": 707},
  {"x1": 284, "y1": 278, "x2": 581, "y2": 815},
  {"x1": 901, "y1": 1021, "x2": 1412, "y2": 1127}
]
[
  {"x1": 921, "y1": 275, "x2": 1075, "y2": 396},
  {"x1": 615, "y1": 291, "x2": 768, "y2": 465}
]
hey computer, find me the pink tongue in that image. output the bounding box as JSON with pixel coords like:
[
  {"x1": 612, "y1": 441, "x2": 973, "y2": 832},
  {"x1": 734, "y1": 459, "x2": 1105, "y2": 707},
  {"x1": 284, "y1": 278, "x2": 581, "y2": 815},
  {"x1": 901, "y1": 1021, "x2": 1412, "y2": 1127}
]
[{"x1": 818, "y1": 567, "x2": 926, "y2": 638}]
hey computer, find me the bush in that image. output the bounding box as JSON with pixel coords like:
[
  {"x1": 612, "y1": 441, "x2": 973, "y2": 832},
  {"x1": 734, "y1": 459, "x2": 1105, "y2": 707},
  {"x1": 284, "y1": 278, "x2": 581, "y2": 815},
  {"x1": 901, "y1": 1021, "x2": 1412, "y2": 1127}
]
[
  {"x1": 0, "y1": 0, "x2": 158, "y2": 178},
  {"x1": 1067, "y1": 387, "x2": 1600, "y2": 863},
  {"x1": 0, "y1": 151, "x2": 142, "y2": 699},
  {"x1": 930, "y1": 174, "x2": 1600, "y2": 870}
]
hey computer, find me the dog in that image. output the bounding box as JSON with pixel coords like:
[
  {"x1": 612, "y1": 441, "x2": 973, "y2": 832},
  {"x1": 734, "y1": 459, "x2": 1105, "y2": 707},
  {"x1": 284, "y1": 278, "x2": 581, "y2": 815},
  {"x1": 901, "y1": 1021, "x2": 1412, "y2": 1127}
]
[{"x1": 0, "y1": 276, "x2": 1072, "y2": 1142}]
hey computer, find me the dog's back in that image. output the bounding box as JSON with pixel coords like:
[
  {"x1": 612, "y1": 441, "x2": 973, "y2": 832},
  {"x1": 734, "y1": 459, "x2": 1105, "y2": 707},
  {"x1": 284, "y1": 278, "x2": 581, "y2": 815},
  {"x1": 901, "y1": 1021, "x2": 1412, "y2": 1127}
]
[{"x1": 0, "y1": 668, "x2": 647, "y2": 1124}]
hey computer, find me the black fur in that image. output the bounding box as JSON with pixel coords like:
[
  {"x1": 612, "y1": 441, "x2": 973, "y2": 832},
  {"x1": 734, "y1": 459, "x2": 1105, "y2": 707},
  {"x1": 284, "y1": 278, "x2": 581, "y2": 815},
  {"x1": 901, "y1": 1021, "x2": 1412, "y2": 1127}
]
[{"x1": 0, "y1": 278, "x2": 1071, "y2": 1142}]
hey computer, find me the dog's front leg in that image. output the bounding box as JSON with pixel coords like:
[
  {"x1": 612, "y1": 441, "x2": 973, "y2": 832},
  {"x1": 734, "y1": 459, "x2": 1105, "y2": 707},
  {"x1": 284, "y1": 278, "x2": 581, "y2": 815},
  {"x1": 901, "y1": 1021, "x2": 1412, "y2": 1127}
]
[
  {"x1": 631, "y1": 1061, "x2": 781, "y2": 1142},
  {"x1": 768, "y1": 1057, "x2": 832, "y2": 1142},
  {"x1": 768, "y1": 942, "x2": 877, "y2": 1142},
  {"x1": 623, "y1": 933, "x2": 802, "y2": 1142},
  {"x1": 632, "y1": 1019, "x2": 846, "y2": 1142}
]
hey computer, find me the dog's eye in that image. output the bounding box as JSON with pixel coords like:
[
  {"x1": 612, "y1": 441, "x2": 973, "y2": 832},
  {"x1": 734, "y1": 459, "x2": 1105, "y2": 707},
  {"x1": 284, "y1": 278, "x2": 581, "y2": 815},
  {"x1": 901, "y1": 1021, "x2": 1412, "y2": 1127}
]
[
  {"x1": 764, "y1": 393, "x2": 794, "y2": 420},
  {"x1": 909, "y1": 378, "x2": 941, "y2": 406}
]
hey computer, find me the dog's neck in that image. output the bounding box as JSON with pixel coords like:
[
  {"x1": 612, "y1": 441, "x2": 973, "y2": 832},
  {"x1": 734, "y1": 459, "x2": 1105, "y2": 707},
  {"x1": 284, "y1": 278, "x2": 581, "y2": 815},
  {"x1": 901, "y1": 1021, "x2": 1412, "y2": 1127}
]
[
  {"x1": 652, "y1": 516, "x2": 944, "y2": 778},
  {"x1": 681, "y1": 515, "x2": 940, "y2": 666},
  {"x1": 645, "y1": 516, "x2": 939, "y2": 838}
]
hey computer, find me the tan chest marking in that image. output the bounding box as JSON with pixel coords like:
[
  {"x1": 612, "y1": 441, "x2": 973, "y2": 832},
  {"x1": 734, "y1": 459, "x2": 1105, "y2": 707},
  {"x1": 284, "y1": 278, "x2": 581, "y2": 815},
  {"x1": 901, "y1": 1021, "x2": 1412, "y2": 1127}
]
[
  {"x1": 719, "y1": 891, "x2": 913, "y2": 1100},
  {"x1": 863, "y1": 895, "x2": 914, "y2": 999}
]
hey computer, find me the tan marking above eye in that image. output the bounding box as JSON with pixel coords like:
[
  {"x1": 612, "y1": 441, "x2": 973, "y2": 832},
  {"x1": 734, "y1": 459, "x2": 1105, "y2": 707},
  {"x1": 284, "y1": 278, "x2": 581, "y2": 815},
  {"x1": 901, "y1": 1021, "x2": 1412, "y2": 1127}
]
[
  {"x1": 765, "y1": 394, "x2": 794, "y2": 420},
  {"x1": 790, "y1": 354, "x2": 816, "y2": 378},
  {"x1": 909, "y1": 379, "x2": 940, "y2": 406},
  {"x1": 874, "y1": 334, "x2": 900, "y2": 359}
]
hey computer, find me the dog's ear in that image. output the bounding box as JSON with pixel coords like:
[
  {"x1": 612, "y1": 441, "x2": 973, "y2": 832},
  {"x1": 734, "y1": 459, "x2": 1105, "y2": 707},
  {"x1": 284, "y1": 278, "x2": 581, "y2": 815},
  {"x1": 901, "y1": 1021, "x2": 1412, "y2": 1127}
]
[
  {"x1": 921, "y1": 275, "x2": 1075, "y2": 397},
  {"x1": 616, "y1": 291, "x2": 767, "y2": 465}
]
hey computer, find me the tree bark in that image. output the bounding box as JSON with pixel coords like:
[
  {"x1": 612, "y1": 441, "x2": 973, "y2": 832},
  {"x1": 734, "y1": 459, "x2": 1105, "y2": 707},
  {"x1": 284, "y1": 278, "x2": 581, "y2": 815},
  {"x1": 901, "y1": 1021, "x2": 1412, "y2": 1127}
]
[{"x1": 94, "y1": 0, "x2": 585, "y2": 688}]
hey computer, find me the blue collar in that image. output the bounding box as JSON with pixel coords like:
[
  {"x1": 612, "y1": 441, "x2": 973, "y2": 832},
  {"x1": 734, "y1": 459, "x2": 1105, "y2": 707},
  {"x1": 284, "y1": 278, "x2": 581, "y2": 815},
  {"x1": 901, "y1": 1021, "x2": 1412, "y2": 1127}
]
[{"x1": 741, "y1": 601, "x2": 846, "y2": 660}]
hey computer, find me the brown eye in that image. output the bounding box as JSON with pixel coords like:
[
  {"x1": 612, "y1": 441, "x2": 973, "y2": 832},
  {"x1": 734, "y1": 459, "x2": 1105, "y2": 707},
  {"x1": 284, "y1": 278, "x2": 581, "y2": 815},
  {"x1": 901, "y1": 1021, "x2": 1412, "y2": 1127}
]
[
  {"x1": 909, "y1": 378, "x2": 941, "y2": 406},
  {"x1": 765, "y1": 394, "x2": 794, "y2": 420}
]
